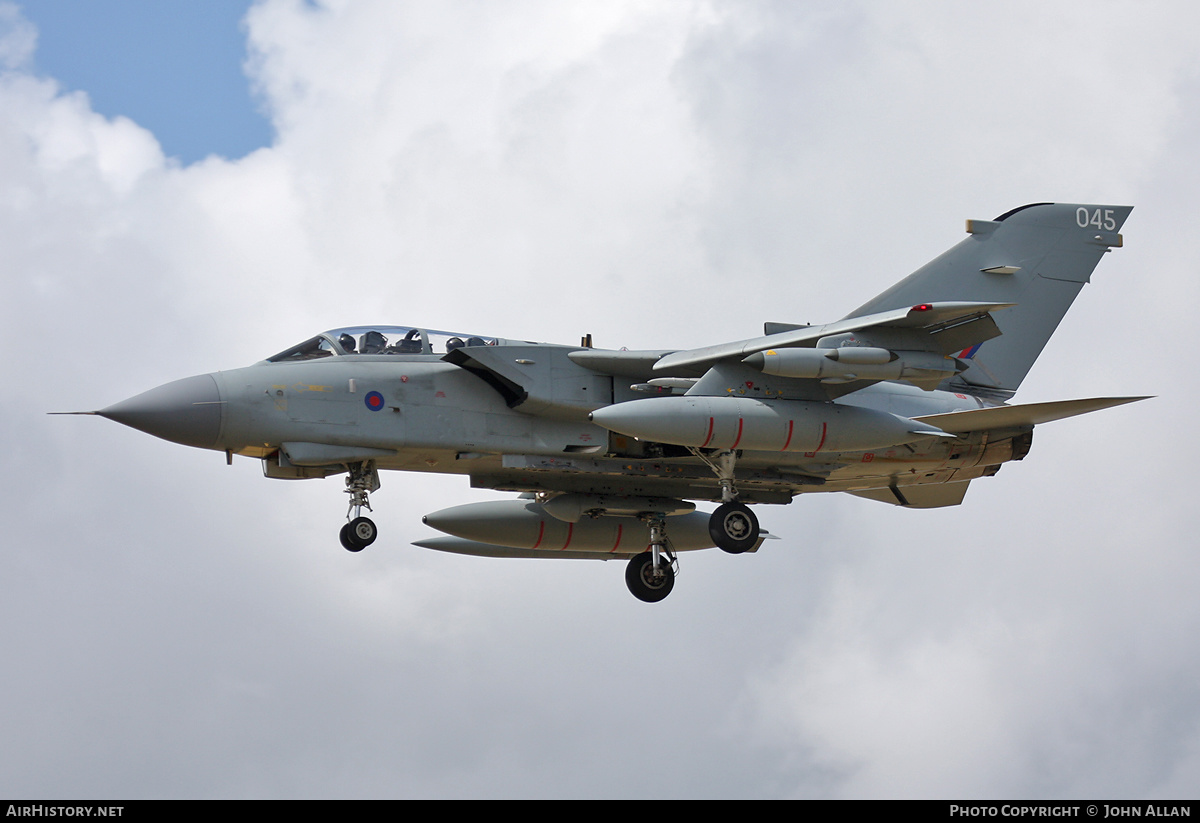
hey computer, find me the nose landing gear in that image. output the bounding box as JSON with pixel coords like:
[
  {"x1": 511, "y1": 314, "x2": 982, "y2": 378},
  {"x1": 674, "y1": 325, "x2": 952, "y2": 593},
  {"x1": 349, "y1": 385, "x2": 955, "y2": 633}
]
[{"x1": 340, "y1": 461, "x2": 380, "y2": 552}]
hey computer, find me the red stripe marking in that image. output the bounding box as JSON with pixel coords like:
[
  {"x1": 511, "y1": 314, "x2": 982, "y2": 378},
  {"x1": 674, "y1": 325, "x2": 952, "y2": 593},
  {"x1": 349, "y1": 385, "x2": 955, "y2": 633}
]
[
  {"x1": 730, "y1": 417, "x2": 744, "y2": 450},
  {"x1": 815, "y1": 421, "x2": 827, "y2": 452},
  {"x1": 561, "y1": 522, "x2": 574, "y2": 550},
  {"x1": 701, "y1": 416, "x2": 715, "y2": 448},
  {"x1": 781, "y1": 419, "x2": 794, "y2": 451},
  {"x1": 532, "y1": 520, "x2": 545, "y2": 549},
  {"x1": 611, "y1": 523, "x2": 623, "y2": 553}
]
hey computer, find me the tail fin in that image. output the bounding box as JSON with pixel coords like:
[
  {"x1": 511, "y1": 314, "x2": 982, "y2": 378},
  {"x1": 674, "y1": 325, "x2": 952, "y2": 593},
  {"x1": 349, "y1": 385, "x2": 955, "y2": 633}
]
[{"x1": 847, "y1": 202, "x2": 1132, "y2": 398}]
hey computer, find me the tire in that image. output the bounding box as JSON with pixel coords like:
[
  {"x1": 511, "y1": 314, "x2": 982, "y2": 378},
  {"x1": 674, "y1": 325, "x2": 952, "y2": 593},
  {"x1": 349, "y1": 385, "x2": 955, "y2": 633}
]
[
  {"x1": 709, "y1": 503, "x2": 759, "y2": 554},
  {"x1": 625, "y1": 551, "x2": 675, "y2": 603},
  {"x1": 340, "y1": 523, "x2": 365, "y2": 552}
]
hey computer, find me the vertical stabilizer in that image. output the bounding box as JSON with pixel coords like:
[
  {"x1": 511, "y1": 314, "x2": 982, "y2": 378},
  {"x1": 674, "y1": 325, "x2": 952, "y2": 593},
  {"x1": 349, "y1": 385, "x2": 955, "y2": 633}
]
[{"x1": 847, "y1": 203, "x2": 1131, "y2": 397}]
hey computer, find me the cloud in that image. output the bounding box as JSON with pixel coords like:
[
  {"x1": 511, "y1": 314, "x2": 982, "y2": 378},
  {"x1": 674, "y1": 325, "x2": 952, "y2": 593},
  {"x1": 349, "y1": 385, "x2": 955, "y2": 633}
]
[{"x1": 0, "y1": 1, "x2": 34, "y2": 70}]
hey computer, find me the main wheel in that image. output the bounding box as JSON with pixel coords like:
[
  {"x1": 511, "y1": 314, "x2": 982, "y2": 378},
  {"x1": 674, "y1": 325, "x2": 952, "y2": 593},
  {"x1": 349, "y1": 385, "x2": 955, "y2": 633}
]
[
  {"x1": 709, "y1": 503, "x2": 759, "y2": 554},
  {"x1": 348, "y1": 516, "x2": 377, "y2": 547},
  {"x1": 625, "y1": 551, "x2": 675, "y2": 603},
  {"x1": 339, "y1": 517, "x2": 377, "y2": 552}
]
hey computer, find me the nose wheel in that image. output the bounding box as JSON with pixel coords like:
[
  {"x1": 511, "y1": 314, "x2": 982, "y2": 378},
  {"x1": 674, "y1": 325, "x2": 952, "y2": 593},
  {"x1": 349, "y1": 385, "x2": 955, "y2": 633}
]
[{"x1": 340, "y1": 461, "x2": 381, "y2": 553}]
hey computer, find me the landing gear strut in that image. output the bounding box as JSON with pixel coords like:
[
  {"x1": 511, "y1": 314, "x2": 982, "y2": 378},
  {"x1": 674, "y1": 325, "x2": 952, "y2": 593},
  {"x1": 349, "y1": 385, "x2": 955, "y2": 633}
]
[
  {"x1": 625, "y1": 515, "x2": 676, "y2": 602},
  {"x1": 340, "y1": 461, "x2": 380, "y2": 552}
]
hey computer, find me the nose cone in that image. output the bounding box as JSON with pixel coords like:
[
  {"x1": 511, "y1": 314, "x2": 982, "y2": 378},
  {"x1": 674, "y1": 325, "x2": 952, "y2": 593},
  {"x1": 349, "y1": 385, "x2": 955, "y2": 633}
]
[
  {"x1": 98, "y1": 373, "x2": 223, "y2": 450},
  {"x1": 422, "y1": 500, "x2": 543, "y2": 544},
  {"x1": 588, "y1": 400, "x2": 676, "y2": 441}
]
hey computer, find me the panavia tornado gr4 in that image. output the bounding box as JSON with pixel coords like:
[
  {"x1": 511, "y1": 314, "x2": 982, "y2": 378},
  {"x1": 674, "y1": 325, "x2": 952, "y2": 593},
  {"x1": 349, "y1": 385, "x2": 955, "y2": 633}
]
[{"x1": 77, "y1": 203, "x2": 1146, "y2": 601}]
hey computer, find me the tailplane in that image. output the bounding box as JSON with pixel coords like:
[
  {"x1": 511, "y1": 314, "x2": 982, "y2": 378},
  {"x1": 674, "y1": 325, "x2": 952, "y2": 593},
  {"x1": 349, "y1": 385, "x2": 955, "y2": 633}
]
[{"x1": 848, "y1": 203, "x2": 1132, "y2": 398}]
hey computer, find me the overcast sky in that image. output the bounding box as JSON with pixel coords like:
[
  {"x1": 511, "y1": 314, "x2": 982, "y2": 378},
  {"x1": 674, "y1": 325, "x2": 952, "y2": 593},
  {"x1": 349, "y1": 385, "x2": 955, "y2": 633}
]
[{"x1": 3, "y1": 0, "x2": 1198, "y2": 799}]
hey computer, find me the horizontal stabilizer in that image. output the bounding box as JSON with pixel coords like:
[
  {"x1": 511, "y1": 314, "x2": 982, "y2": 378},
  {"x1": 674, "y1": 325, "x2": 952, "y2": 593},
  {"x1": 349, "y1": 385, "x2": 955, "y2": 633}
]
[{"x1": 914, "y1": 396, "x2": 1150, "y2": 433}]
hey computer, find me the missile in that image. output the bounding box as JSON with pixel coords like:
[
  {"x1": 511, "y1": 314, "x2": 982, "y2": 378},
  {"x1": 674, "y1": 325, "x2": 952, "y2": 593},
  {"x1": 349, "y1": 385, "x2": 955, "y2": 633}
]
[
  {"x1": 588, "y1": 396, "x2": 952, "y2": 453},
  {"x1": 421, "y1": 499, "x2": 725, "y2": 554},
  {"x1": 742, "y1": 347, "x2": 960, "y2": 384}
]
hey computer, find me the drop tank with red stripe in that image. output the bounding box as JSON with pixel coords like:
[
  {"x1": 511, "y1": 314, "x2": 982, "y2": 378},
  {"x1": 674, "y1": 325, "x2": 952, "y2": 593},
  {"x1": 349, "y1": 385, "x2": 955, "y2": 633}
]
[{"x1": 588, "y1": 396, "x2": 947, "y2": 453}]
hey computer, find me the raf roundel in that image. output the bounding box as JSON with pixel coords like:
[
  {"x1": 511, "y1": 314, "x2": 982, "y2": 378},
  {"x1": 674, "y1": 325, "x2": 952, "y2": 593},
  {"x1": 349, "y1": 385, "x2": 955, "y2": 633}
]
[{"x1": 364, "y1": 391, "x2": 385, "y2": 411}]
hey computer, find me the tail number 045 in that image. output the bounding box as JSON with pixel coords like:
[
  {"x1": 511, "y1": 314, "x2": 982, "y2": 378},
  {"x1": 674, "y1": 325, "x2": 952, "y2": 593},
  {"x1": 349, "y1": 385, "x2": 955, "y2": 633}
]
[{"x1": 1077, "y1": 207, "x2": 1116, "y2": 231}]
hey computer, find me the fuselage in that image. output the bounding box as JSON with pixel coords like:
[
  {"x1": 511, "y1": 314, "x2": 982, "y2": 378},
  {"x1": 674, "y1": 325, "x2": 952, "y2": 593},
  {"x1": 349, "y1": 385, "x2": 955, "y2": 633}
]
[{"x1": 101, "y1": 324, "x2": 1019, "y2": 505}]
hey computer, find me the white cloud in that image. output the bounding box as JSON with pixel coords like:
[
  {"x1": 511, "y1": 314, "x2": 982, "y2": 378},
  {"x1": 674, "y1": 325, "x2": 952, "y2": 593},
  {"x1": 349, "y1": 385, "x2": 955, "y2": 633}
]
[{"x1": 0, "y1": 1, "x2": 34, "y2": 70}]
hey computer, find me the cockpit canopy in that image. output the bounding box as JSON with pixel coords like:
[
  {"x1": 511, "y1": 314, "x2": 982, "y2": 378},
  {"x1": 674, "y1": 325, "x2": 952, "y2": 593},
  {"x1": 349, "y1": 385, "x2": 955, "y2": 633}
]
[{"x1": 267, "y1": 326, "x2": 498, "y2": 363}]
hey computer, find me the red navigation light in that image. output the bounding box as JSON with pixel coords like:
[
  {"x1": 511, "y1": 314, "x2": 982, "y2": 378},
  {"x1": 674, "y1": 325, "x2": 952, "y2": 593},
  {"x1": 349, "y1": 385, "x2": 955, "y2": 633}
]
[{"x1": 911, "y1": 303, "x2": 933, "y2": 311}]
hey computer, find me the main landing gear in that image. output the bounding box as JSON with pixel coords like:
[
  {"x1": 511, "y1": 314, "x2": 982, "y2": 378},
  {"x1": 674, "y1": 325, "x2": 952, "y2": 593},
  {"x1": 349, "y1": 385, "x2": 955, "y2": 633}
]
[
  {"x1": 626, "y1": 551, "x2": 675, "y2": 602},
  {"x1": 340, "y1": 517, "x2": 377, "y2": 552},
  {"x1": 690, "y1": 448, "x2": 761, "y2": 554},
  {"x1": 623, "y1": 450, "x2": 765, "y2": 602},
  {"x1": 625, "y1": 515, "x2": 676, "y2": 602},
  {"x1": 339, "y1": 461, "x2": 380, "y2": 552}
]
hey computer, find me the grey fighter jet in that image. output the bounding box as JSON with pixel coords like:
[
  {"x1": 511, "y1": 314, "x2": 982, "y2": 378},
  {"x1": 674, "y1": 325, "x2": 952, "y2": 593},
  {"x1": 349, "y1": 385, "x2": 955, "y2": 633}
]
[{"x1": 80, "y1": 203, "x2": 1146, "y2": 602}]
